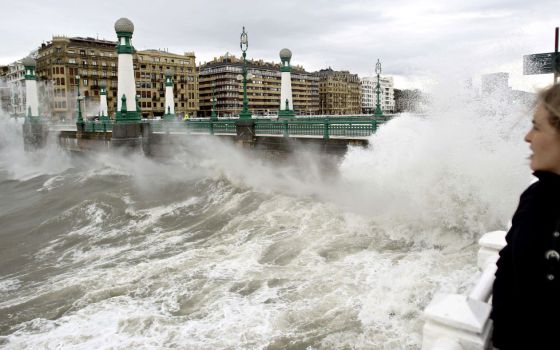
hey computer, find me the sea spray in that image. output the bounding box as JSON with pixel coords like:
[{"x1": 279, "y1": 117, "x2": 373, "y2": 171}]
[{"x1": 0, "y1": 87, "x2": 536, "y2": 349}]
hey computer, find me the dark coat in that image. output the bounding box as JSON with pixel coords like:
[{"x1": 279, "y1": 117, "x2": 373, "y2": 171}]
[{"x1": 491, "y1": 171, "x2": 560, "y2": 349}]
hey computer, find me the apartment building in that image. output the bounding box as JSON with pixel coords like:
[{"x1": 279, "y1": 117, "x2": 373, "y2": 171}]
[
  {"x1": 315, "y1": 68, "x2": 361, "y2": 115},
  {"x1": 361, "y1": 76, "x2": 395, "y2": 114},
  {"x1": 35, "y1": 36, "x2": 198, "y2": 120},
  {"x1": 3, "y1": 60, "x2": 26, "y2": 116},
  {"x1": 199, "y1": 53, "x2": 319, "y2": 117}
]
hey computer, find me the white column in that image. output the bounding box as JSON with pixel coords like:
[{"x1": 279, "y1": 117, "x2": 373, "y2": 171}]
[
  {"x1": 99, "y1": 94, "x2": 108, "y2": 117},
  {"x1": 280, "y1": 71, "x2": 293, "y2": 110},
  {"x1": 25, "y1": 79, "x2": 39, "y2": 116},
  {"x1": 165, "y1": 85, "x2": 174, "y2": 114},
  {"x1": 117, "y1": 53, "x2": 136, "y2": 112}
]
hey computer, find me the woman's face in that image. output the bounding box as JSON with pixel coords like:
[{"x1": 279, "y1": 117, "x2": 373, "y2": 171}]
[{"x1": 525, "y1": 104, "x2": 560, "y2": 174}]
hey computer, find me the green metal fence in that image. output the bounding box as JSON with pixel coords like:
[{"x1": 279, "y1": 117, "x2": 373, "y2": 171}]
[
  {"x1": 84, "y1": 121, "x2": 113, "y2": 132},
  {"x1": 79, "y1": 116, "x2": 389, "y2": 139},
  {"x1": 211, "y1": 121, "x2": 236, "y2": 135}
]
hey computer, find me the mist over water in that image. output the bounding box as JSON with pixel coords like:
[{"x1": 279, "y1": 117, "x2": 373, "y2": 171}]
[{"x1": 0, "y1": 88, "x2": 533, "y2": 349}]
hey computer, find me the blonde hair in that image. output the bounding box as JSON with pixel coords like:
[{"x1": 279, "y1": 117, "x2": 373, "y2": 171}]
[{"x1": 539, "y1": 84, "x2": 560, "y2": 130}]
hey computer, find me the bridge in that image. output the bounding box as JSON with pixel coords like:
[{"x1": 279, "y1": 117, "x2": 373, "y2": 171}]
[
  {"x1": 26, "y1": 115, "x2": 393, "y2": 157},
  {"x1": 52, "y1": 115, "x2": 389, "y2": 139}
]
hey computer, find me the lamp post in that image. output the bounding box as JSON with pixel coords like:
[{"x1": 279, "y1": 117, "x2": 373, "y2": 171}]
[
  {"x1": 76, "y1": 75, "x2": 83, "y2": 122},
  {"x1": 238, "y1": 26, "x2": 252, "y2": 119},
  {"x1": 211, "y1": 82, "x2": 218, "y2": 121},
  {"x1": 374, "y1": 59, "x2": 383, "y2": 118}
]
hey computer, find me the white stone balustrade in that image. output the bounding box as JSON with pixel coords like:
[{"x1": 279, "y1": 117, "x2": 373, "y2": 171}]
[{"x1": 422, "y1": 230, "x2": 507, "y2": 350}]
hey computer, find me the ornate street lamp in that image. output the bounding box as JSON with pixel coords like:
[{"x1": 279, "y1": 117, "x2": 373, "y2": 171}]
[
  {"x1": 374, "y1": 59, "x2": 383, "y2": 118},
  {"x1": 76, "y1": 75, "x2": 83, "y2": 122},
  {"x1": 211, "y1": 82, "x2": 218, "y2": 121},
  {"x1": 238, "y1": 26, "x2": 252, "y2": 119}
]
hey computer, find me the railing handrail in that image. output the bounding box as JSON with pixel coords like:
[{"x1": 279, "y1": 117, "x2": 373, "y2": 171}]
[
  {"x1": 467, "y1": 263, "x2": 497, "y2": 302},
  {"x1": 422, "y1": 230, "x2": 507, "y2": 350}
]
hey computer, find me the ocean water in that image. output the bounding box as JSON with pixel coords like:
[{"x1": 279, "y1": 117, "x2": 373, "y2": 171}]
[{"x1": 0, "y1": 99, "x2": 532, "y2": 349}]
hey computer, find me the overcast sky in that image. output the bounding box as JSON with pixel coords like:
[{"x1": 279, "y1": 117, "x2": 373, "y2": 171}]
[{"x1": 1, "y1": 0, "x2": 557, "y2": 91}]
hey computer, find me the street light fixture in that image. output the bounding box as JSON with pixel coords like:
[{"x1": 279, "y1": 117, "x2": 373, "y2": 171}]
[
  {"x1": 374, "y1": 59, "x2": 383, "y2": 118},
  {"x1": 238, "y1": 26, "x2": 252, "y2": 119},
  {"x1": 211, "y1": 81, "x2": 218, "y2": 121},
  {"x1": 76, "y1": 75, "x2": 83, "y2": 122}
]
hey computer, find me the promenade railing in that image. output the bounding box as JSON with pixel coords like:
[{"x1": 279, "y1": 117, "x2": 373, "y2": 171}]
[
  {"x1": 84, "y1": 120, "x2": 113, "y2": 132},
  {"x1": 50, "y1": 115, "x2": 392, "y2": 139},
  {"x1": 149, "y1": 118, "x2": 385, "y2": 139},
  {"x1": 421, "y1": 230, "x2": 507, "y2": 350}
]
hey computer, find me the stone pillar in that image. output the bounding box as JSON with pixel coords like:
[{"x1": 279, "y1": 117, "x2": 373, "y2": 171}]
[
  {"x1": 21, "y1": 56, "x2": 49, "y2": 150},
  {"x1": 278, "y1": 48, "x2": 295, "y2": 119},
  {"x1": 163, "y1": 69, "x2": 175, "y2": 121},
  {"x1": 99, "y1": 86, "x2": 108, "y2": 120},
  {"x1": 112, "y1": 17, "x2": 142, "y2": 149},
  {"x1": 23, "y1": 57, "x2": 39, "y2": 119},
  {"x1": 235, "y1": 120, "x2": 256, "y2": 147}
]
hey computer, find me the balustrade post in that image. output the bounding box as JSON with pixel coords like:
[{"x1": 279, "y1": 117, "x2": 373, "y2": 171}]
[
  {"x1": 283, "y1": 120, "x2": 289, "y2": 138},
  {"x1": 421, "y1": 230, "x2": 507, "y2": 350},
  {"x1": 209, "y1": 121, "x2": 214, "y2": 135},
  {"x1": 323, "y1": 118, "x2": 330, "y2": 140}
]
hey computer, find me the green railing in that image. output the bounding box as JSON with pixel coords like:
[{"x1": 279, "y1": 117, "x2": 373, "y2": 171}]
[
  {"x1": 84, "y1": 121, "x2": 113, "y2": 132},
  {"x1": 254, "y1": 120, "x2": 378, "y2": 139},
  {"x1": 210, "y1": 121, "x2": 236, "y2": 135},
  {"x1": 80, "y1": 116, "x2": 390, "y2": 139}
]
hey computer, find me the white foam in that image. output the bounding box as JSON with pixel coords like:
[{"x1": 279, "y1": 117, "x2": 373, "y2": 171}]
[{"x1": 0, "y1": 278, "x2": 21, "y2": 293}]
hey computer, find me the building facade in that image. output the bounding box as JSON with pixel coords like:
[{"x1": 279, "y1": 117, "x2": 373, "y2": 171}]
[
  {"x1": 361, "y1": 76, "x2": 395, "y2": 114},
  {"x1": 35, "y1": 36, "x2": 198, "y2": 120},
  {"x1": 135, "y1": 49, "x2": 198, "y2": 118},
  {"x1": 199, "y1": 54, "x2": 319, "y2": 117},
  {"x1": 0, "y1": 66, "x2": 9, "y2": 115},
  {"x1": 3, "y1": 60, "x2": 27, "y2": 116},
  {"x1": 315, "y1": 68, "x2": 361, "y2": 115}
]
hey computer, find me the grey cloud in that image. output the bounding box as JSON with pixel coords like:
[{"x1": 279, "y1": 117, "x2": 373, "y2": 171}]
[{"x1": 1, "y1": 0, "x2": 556, "y2": 91}]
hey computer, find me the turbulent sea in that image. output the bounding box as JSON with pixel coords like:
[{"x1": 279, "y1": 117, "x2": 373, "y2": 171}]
[{"x1": 0, "y1": 104, "x2": 532, "y2": 349}]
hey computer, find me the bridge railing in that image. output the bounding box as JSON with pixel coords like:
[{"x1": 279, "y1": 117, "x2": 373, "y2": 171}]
[
  {"x1": 421, "y1": 230, "x2": 507, "y2": 350},
  {"x1": 84, "y1": 120, "x2": 113, "y2": 132},
  {"x1": 150, "y1": 119, "x2": 382, "y2": 139},
  {"x1": 57, "y1": 117, "x2": 389, "y2": 139}
]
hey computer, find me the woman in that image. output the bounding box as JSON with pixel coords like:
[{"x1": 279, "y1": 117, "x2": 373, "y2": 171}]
[{"x1": 492, "y1": 83, "x2": 560, "y2": 349}]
